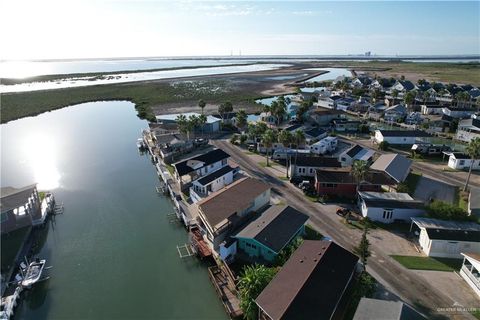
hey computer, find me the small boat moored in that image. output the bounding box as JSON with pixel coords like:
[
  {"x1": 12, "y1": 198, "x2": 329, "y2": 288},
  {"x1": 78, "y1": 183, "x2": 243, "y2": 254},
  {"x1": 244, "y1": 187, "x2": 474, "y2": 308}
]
[{"x1": 21, "y1": 259, "x2": 46, "y2": 288}]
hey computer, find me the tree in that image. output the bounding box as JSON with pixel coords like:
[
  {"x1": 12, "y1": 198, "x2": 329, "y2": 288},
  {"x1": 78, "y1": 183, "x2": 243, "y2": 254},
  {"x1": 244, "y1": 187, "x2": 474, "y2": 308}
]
[
  {"x1": 261, "y1": 129, "x2": 276, "y2": 166},
  {"x1": 236, "y1": 109, "x2": 248, "y2": 131},
  {"x1": 198, "y1": 99, "x2": 206, "y2": 114},
  {"x1": 273, "y1": 97, "x2": 287, "y2": 126},
  {"x1": 278, "y1": 129, "x2": 294, "y2": 177},
  {"x1": 426, "y1": 200, "x2": 471, "y2": 221},
  {"x1": 218, "y1": 101, "x2": 233, "y2": 122},
  {"x1": 404, "y1": 90, "x2": 416, "y2": 111},
  {"x1": 198, "y1": 114, "x2": 207, "y2": 138},
  {"x1": 296, "y1": 102, "x2": 310, "y2": 123},
  {"x1": 293, "y1": 130, "x2": 305, "y2": 169},
  {"x1": 464, "y1": 137, "x2": 480, "y2": 191},
  {"x1": 351, "y1": 160, "x2": 368, "y2": 193},
  {"x1": 378, "y1": 141, "x2": 390, "y2": 151},
  {"x1": 354, "y1": 225, "x2": 371, "y2": 272},
  {"x1": 238, "y1": 264, "x2": 278, "y2": 320},
  {"x1": 274, "y1": 237, "x2": 304, "y2": 266},
  {"x1": 176, "y1": 115, "x2": 190, "y2": 140},
  {"x1": 230, "y1": 134, "x2": 239, "y2": 144},
  {"x1": 391, "y1": 89, "x2": 399, "y2": 105},
  {"x1": 239, "y1": 134, "x2": 248, "y2": 145},
  {"x1": 455, "y1": 91, "x2": 470, "y2": 108},
  {"x1": 187, "y1": 114, "x2": 198, "y2": 139}
]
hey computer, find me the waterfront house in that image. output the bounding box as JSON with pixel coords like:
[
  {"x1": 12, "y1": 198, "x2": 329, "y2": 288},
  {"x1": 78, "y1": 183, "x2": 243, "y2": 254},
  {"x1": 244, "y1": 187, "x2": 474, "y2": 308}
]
[
  {"x1": 317, "y1": 95, "x2": 342, "y2": 109},
  {"x1": 338, "y1": 144, "x2": 375, "y2": 167},
  {"x1": 196, "y1": 177, "x2": 271, "y2": 258},
  {"x1": 353, "y1": 298, "x2": 426, "y2": 320},
  {"x1": 308, "y1": 109, "x2": 344, "y2": 126},
  {"x1": 459, "y1": 253, "x2": 480, "y2": 298},
  {"x1": 383, "y1": 104, "x2": 407, "y2": 122},
  {"x1": 310, "y1": 136, "x2": 338, "y2": 155},
  {"x1": 390, "y1": 80, "x2": 416, "y2": 95},
  {"x1": 445, "y1": 152, "x2": 480, "y2": 171},
  {"x1": 152, "y1": 133, "x2": 193, "y2": 163},
  {"x1": 410, "y1": 217, "x2": 480, "y2": 259},
  {"x1": 233, "y1": 205, "x2": 308, "y2": 263},
  {"x1": 420, "y1": 102, "x2": 444, "y2": 115},
  {"x1": 288, "y1": 156, "x2": 341, "y2": 178},
  {"x1": 255, "y1": 240, "x2": 358, "y2": 320},
  {"x1": 370, "y1": 154, "x2": 412, "y2": 183},
  {"x1": 456, "y1": 118, "x2": 480, "y2": 143},
  {"x1": 333, "y1": 119, "x2": 361, "y2": 132},
  {"x1": 172, "y1": 148, "x2": 230, "y2": 190},
  {"x1": 374, "y1": 130, "x2": 432, "y2": 145},
  {"x1": 336, "y1": 97, "x2": 356, "y2": 111},
  {"x1": 315, "y1": 168, "x2": 395, "y2": 199},
  {"x1": 1, "y1": 184, "x2": 44, "y2": 234},
  {"x1": 442, "y1": 107, "x2": 476, "y2": 119},
  {"x1": 358, "y1": 192, "x2": 425, "y2": 223},
  {"x1": 189, "y1": 165, "x2": 237, "y2": 203},
  {"x1": 156, "y1": 112, "x2": 221, "y2": 133},
  {"x1": 405, "y1": 112, "x2": 424, "y2": 125}
]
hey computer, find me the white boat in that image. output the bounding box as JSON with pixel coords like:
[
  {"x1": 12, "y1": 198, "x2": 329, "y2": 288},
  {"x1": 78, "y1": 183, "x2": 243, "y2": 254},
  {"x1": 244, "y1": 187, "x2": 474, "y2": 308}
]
[
  {"x1": 21, "y1": 259, "x2": 46, "y2": 287},
  {"x1": 136, "y1": 138, "x2": 145, "y2": 149}
]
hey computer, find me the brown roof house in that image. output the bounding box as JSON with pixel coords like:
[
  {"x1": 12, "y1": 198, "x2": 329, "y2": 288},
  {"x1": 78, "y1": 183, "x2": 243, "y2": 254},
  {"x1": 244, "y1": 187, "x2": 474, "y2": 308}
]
[
  {"x1": 196, "y1": 177, "x2": 271, "y2": 259},
  {"x1": 255, "y1": 240, "x2": 359, "y2": 320}
]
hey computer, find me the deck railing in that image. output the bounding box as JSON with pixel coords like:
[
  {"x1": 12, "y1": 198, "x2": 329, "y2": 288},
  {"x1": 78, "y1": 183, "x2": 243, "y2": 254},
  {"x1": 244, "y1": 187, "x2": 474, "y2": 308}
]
[{"x1": 461, "y1": 265, "x2": 480, "y2": 290}]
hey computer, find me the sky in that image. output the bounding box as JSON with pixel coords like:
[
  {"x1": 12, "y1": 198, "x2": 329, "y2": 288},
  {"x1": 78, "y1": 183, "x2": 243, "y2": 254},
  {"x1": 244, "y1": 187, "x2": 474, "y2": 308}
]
[{"x1": 1, "y1": 0, "x2": 479, "y2": 60}]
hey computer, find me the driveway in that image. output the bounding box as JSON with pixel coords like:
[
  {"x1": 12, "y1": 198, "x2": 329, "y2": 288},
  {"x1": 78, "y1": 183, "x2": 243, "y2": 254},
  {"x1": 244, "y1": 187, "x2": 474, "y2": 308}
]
[
  {"x1": 414, "y1": 176, "x2": 457, "y2": 204},
  {"x1": 213, "y1": 139, "x2": 472, "y2": 319}
]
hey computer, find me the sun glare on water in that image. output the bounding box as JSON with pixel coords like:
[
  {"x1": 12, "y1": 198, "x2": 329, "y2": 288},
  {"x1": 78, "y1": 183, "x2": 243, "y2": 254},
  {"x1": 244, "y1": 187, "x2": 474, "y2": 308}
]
[{"x1": 23, "y1": 134, "x2": 61, "y2": 190}]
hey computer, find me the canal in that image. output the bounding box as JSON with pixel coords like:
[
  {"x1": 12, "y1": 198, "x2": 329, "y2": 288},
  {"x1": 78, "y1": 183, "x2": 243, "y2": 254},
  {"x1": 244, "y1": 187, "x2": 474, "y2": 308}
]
[{"x1": 0, "y1": 101, "x2": 226, "y2": 319}]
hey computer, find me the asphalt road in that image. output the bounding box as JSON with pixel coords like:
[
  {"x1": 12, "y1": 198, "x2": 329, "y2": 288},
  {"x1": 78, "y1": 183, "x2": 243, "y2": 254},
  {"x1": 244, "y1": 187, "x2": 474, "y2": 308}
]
[{"x1": 213, "y1": 139, "x2": 474, "y2": 320}]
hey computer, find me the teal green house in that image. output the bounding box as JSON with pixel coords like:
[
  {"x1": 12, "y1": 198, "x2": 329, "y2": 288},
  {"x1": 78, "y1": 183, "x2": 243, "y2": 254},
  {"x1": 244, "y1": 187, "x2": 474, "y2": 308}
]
[{"x1": 234, "y1": 205, "x2": 309, "y2": 263}]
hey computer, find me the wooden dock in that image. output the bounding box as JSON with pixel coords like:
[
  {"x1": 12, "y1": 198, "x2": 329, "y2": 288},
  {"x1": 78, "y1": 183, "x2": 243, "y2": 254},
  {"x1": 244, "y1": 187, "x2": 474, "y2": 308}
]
[{"x1": 208, "y1": 265, "x2": 243, "y2": 319}]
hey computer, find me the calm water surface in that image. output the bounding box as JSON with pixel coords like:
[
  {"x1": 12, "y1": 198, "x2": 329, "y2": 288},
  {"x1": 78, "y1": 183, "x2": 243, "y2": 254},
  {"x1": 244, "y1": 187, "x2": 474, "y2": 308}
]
[{"x1": 1, "y1": 101, "x2": 226, "y2": 319}]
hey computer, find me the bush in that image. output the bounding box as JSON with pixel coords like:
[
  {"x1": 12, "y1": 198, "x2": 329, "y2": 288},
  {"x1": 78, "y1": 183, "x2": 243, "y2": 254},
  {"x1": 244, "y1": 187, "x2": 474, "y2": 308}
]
[
  {"x1": 426, "y1": 200, "x2": 473, "y2": 221},
  {"x1": 239, "y1": 134, "x2": 248, "y2": 145},
  {"x1": 378, "y1": 141, "x2": 390, "y2": 151},
  {"x1": 230, "y1": 134, "x2": 239, "y2": 144},
  {"x1": 396, "y1": 182, "x2": 410, "y2": 193}
]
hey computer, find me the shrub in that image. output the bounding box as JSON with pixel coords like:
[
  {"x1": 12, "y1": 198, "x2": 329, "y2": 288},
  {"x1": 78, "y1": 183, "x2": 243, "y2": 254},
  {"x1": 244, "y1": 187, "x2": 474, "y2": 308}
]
[
  {"x1": 378, "y1": 141, "x2": 390, "y2": 151},
  {"x1": 230, "y1": 134, "x2": 239, "y2": 144},
  {"x1": 426, "y1": 200, "x2": 472, "y2": 221}
]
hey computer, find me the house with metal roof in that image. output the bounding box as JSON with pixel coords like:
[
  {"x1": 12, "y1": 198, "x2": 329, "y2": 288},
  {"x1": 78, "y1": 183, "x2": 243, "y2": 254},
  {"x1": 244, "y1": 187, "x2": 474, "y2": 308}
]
[
  {"x1": 288, "y1": 156, "x2": 341, "y2": 178},
  {"x1": 370, "y1": 153, "x2": 412, "y2": 183},
  {"x1": 315, "y1": 168, "x2": 396, "y2": 199},
  {"x1": 338, "y1": 144, "x2": 375, "y2": 167},
  {"x1": 255, "y1": 240, "x2": 358, "y2": 320},
  {"x1": 459, "y1": 252, "x2": 480, "y2": 297},
  {"x1": 410, "y1": 217, "x2": 480, "y2": 258},
  {"x1": 196, "y1": 177, "x2": 271, "y2": 257},
  {"x1": 189, "y1": 165, "x2": 238, "y2": 203},
  {"x1": 358, "y1": 192, "x2": 425, "y2": 223},
  {"x1": 155, "y1": 112, "x2": 221, "y2": 133},
  {"x1": 172, "y1": 148, "x2": 230, "y2": 190},
  {"x1": 353, "y1": 298, "x2": 426, "y2": 320},
  {"x1": 456, "y1": 118, "x2": 480, "y2": 143},
  {"x1": 374, "y1": 129, "x2": 432, "y2": 145},
  {"x1": 233, "y1": 205, "x2": 308, "y2": 263}
]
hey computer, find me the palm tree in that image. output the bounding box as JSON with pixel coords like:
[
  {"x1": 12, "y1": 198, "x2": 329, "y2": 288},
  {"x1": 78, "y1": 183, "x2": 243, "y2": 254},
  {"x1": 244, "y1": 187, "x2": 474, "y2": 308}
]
[
  {"x1": 238, "y1": 264, "x2": 277, "y2": 320},
  {"x1": 464, "y1": 137, "x2": 480, "y2": 191},
  {"x1": 354, "y1": 225, "x2": 371, "y2": 272},
  {"x1": 176, "y1": 115, "x2": 189, "y2": 139},
  {"x1": 293, "y1": 130, "x2": 305, "y2": 169},
  {"x1": 261, "y1": 129, "x2": 276, "y2": 166},
  {"x1": 198, "y1": 114, "x2": 207, "y2": 138},
  {"x1": 273, "y1": 97, "x2": 287, "y2": 127},
  {"x1": 187, "y1": 115, "x2": 198, "y2": 139},
  {"x1": 351, "y1": 160, "x2": 369, "y2": 194},
  {"x1": 236, "y1": 109, "x2": 248, "y2": 131},
  {"x1": 198, "y1": 99, "x2": 206, "y2": 114},
  {"x1": 218, "y1": 101, "x2": 233, "y2": 123},
  {"x1": 278, "y1": 130, "x2": 293, "y2": 178},
  {"x1": 456, "y1": 91, "x2": 471, "y2": 108},
  {"x1": 391, "y1": 89, "x2": 399, "y2": 105}
]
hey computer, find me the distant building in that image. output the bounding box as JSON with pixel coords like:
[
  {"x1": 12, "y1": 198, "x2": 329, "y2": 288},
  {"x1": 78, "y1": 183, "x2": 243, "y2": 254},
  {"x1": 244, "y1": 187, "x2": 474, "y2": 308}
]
[
  {"x1": 288, "y1": 156, "x2": 341, "y2": 178},
  {"x1": 309, "y1": 109, "x2": 344, "y2": 126},
  {"x1": 442, "y1": 107, "x2": 476, "y2": 119},
  {"x1": 445, "y1": 152, "x2": 480, "y2": 171},
  {"x1": 156, "y1": 112, "x2": 221, "y2": 133},
  {"x1": 358, "y1": 192, "x2": 425, "y2": 223},
  {"x1": 310, "y1": 136, "x2": 338, "y2": 155},
  {"x1": 374, "y1": 130, "x2": 432, "y2": 145},
  {"x1": 333, "y1": 119, "x2": 361, "y2": 132},
  {"x1": 304, "y1": 128, "x2": 328, "y2": 142},
  {"x1": 234, "y1": 205, "x2": 308, "y2": 263},
  {"x1": 410, "y1": 217, "x2": 480, "y2": 259},
  {"x1": 353, "y1": 298, "x2": 426, "y2": 320},
  {"x1": 383, "y1": 104, "x2": 407, "y2": 122},
  {"x1": 255, "y1": 240, "x2": 358, "y2": 320}
]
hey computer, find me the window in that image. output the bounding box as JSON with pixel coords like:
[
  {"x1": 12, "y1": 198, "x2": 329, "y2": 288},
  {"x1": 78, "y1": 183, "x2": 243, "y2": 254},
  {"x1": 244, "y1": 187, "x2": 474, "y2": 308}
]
[
  {"x1": 382, "y1": 210, "x2": 393, "y2": 219},
  {"x1": 459, "y1": 160, "x2": 465, "y2": 165},
  {"x1": 341, "y1": 157, "x2": 346, "y2": 162},
  {"x1": 310, "y1": 168, "x2": 314, "y2": 174}
]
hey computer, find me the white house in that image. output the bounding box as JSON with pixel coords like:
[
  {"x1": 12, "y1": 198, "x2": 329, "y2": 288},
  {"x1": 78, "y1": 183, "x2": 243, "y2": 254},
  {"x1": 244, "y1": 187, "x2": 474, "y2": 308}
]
[
  {"x1": 456, "y1": 118, "x2": 480, "y2": 143},
  {"x1": 421, "y1": 104, "x2": 444, "y2": 115},
  {"x1": 310, "y1": 136, "x2": 338, "y2": 155},
  {"x1": 459, "y1": 252, "x2": 480, "y2": 297},
  {"x1": 287, "y1": 156, "x2": 341, "y2": 178},
  {"x1": 442, "y1": 107, "x2": 476, "y2": 119},
  {"x1": 445, "y1": 152, "x2": 480, "y2": 171},
  {"x1": 358, "y1": 192, "x2": 424, "y2": 223},
  {"x1": 374, "y1": 130, "x2": 432, "y2": 145},
  {"x1": 189, "y1": 165, "x2": 237, "y2": 203},
  {"x1": 317, "y1": 95, "x2": 342, "y2": 109},
  {"x1": 338, "y1": 144, "x2": 375, "y2": 167},
  {"x1": 173, "y1": 148, "x2": 230, "y2": 189},
  {"x1": 410, "y1": 217, "x2": 480, "y2": 259}
]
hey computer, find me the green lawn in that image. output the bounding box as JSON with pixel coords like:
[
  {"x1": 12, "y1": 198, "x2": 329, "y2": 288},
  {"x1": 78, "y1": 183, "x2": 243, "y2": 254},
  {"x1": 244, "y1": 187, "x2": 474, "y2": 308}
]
[
  {"x1": 165, "y1": 164, "x2": 175, "y2": 176},
  {"x1": 258, "y1": 161, "x2": 276, "y2": 168},
  {"x1": 390, "y1": 255, "x2": 463, "y2": 272},
  {"x1": 304, "y1": 224, "x2": 323, "y2": 240}
]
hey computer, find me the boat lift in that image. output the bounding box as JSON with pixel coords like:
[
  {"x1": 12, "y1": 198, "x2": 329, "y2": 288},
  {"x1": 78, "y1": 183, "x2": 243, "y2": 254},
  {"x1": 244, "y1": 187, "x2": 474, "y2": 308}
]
[{"x1": 177, "y1": 244, "x2": 195, "y2": 258}]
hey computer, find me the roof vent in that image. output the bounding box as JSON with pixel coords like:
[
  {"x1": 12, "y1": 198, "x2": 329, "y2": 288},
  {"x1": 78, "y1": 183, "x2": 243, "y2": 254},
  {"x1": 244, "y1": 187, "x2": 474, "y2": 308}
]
[
  {"x1": 300, "y1": 260, "x2": 304, "y2": 263},
  {"x1": 313, "y1": 259, "x2": 317, "y2": 262}
]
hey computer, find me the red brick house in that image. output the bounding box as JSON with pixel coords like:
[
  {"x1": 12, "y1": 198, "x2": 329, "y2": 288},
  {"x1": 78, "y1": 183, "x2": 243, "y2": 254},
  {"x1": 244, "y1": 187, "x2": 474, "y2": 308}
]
[{"x1": 315, "y1": 168, "x2": 396, "y2": 198}]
